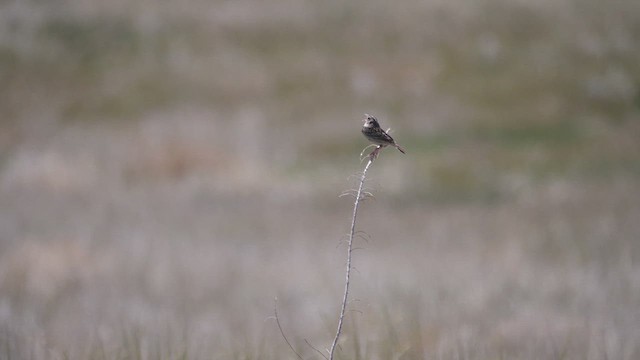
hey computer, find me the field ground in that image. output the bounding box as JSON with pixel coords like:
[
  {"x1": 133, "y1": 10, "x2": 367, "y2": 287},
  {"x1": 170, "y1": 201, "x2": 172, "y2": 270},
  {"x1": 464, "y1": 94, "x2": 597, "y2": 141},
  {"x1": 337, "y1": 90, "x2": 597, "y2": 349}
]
[{"x1": 1, "y1": 0, "x2": 639, "y2": 359}]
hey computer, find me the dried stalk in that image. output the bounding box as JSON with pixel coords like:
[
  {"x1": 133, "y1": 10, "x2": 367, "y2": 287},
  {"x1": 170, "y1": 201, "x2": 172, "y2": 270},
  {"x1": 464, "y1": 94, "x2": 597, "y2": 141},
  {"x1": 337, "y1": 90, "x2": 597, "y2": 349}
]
[{"x1": 329, "y1": 157, "x2": 373, "y2": 360}]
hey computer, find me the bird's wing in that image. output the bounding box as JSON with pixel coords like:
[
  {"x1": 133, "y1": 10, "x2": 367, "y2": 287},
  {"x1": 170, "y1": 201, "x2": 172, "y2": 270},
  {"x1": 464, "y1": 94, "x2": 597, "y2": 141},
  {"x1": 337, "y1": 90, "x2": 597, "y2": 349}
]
[{"x1": 381, "y1": 130, "x2": 396, "y2": 143}]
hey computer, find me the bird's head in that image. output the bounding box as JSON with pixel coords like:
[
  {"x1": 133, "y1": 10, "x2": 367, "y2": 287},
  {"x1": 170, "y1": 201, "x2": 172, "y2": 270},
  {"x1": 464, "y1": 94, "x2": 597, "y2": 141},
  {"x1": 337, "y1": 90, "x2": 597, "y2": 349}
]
[{"x1": 363, "y1": 114, "x2": 380, "y2": 128}]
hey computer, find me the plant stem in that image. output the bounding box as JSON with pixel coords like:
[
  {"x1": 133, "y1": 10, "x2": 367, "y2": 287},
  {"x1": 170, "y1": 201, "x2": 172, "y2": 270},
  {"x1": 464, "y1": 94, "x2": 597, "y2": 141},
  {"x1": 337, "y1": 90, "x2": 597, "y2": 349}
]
[{"x1": 329, "y1": 158, "x2": 373, "y2": 360}]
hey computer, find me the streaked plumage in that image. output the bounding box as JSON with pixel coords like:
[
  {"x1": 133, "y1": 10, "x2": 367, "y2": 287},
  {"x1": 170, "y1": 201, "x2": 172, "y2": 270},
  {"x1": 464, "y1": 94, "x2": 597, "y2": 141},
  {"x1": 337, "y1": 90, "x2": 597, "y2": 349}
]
[{"x1": 361, "y1": 114, "x2": 405, "y2": 154}]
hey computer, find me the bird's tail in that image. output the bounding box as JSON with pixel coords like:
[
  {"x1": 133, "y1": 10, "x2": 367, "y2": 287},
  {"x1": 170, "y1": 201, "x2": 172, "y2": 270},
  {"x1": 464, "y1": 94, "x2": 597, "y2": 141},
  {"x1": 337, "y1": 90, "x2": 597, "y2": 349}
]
[{"x1": 395, "y1": 144, "x2": 406, "y2": 154}]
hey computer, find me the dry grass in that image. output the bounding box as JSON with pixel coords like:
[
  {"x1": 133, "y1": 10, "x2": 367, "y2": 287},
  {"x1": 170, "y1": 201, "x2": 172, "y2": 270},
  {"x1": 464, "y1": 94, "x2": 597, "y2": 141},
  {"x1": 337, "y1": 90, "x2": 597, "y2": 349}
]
[{"x1": 1, "y1": 0, "x2": 639, "y2": 359}]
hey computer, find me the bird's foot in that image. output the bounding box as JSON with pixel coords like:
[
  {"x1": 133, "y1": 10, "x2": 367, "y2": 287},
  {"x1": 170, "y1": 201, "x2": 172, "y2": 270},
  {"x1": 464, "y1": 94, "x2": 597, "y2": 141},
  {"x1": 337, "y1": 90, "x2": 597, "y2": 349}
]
[{"x1": 368, "y1": 146, "x2": 382, "y2": 161}]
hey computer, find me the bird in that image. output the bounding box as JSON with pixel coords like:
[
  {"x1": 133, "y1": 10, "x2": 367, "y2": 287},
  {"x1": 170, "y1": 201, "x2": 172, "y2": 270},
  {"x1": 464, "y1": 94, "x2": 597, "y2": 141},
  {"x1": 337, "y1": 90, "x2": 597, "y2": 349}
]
[{"x1": 361, "y1": 114, "x2": 405, "y2": 158}]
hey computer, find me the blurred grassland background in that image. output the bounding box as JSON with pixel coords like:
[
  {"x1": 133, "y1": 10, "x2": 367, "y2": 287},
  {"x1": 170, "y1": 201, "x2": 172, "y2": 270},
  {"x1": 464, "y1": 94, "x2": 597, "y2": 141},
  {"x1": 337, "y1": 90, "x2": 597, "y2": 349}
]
[{"x1": 1, "y1": 0, "x2": 640, "y2": 359}]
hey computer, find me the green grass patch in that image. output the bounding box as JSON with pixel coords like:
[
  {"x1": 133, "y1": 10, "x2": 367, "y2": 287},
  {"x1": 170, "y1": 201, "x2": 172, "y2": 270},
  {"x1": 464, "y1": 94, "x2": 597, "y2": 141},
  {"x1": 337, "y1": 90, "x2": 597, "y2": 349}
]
[
  {"x1": 471, "y1": 121, "x2": 584, "y2": 148},
  {"x1": 39, "y1": 17, "x2": 140, "y2": 66}
]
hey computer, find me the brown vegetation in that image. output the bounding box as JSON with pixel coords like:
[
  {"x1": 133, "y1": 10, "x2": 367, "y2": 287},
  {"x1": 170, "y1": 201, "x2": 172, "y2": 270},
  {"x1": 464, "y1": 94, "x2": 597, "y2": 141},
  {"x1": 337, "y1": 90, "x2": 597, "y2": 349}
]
[{"x1": 1, "y1": 0, "x2": 639, "y2": 358}]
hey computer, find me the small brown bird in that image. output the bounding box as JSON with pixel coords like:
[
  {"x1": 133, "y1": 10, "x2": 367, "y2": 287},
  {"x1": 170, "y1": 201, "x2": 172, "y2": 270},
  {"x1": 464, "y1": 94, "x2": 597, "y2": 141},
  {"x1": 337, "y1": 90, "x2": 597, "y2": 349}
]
[{"x1": 361, "y1": 114, "x2": 405, "y2": 156}]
